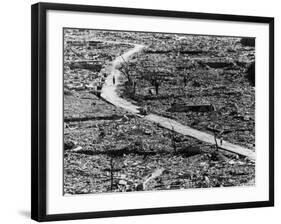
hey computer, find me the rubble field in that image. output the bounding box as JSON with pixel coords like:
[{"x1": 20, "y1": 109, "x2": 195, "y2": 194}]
[
  {"x1": 119, "y1": 34, "x2": 255, "y2": 149},
  {"x1": 63, "y1": 29, "x2": 255, "y2": 195}
]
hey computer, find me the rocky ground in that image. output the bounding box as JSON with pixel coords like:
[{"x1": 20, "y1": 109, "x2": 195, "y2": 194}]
[{"x1": 63, "y1": 28, "x2": 255, "y2": 195}]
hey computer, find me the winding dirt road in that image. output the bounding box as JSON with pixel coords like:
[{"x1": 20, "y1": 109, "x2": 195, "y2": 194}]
[
  {"x1": 101, "y1": 44, "x2": 144, "y2": 114},
  {"x1": 101, "y1": 43, "x2": 256, "y2": 161}
]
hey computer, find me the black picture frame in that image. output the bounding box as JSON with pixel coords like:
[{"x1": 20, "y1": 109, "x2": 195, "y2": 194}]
[{"x1": 31, "y1": 2, "x2": 274, "y2": 222}]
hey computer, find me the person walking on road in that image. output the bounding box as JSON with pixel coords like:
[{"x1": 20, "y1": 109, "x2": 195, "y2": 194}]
[{"x1": 113, "y1": 75, "x2": 115, "y2": 85}]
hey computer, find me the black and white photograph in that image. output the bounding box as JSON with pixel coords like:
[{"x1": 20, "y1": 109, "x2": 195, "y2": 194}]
[
  {"x1": 63, "y1": 28, "x2": 256, "y2": 195},
  {"x1": 0, "y1": 0, "x2": 278, "y2": 223}
]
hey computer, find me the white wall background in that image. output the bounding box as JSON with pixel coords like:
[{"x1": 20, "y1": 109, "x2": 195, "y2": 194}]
[{"x1": 0, "y1": 0, "x2": 279, "y2": 223}]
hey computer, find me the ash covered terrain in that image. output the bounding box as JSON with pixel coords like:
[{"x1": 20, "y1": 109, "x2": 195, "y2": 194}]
[{"x1": 63, "y1": 28, "x2": 255, "y2": 195}]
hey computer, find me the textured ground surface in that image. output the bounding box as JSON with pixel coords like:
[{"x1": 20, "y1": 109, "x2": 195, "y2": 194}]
[{"x1": 63, "y1": 29, "x2": 255, "y2": 195}]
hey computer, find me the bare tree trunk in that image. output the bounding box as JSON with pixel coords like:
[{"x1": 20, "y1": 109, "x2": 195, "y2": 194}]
[
  {"x1": 213, "y1": 127, "x2": 219, "y2": 151},
  {"x1": 155, "y1": 84, "x2": 159, "y2": 95},
  {"x1": 169, "y1": 122, "x2": 177, "y2": 153},
  {"x1": 110, "y1": 156, "x2": 114, "y2": 191}
]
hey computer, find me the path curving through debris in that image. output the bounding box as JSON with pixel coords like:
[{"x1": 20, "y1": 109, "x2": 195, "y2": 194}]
[
  {"x1": 101, "y1": 43, "x2": 256, "y2": 161},
  {"x1": 101, "y1": 44, "x2": 144, "y2": 114}
]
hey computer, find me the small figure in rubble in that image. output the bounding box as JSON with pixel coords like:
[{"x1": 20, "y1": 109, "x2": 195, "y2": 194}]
[
  {"x1": 113, "y1": 76, "x2": 115, "y2": 85},
  {"x1": 220, "y1": 137, "x2": 223, "y2": 146},
  {"x1": 183, "y1": 75, "x2": 188, "y2": 87}
]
